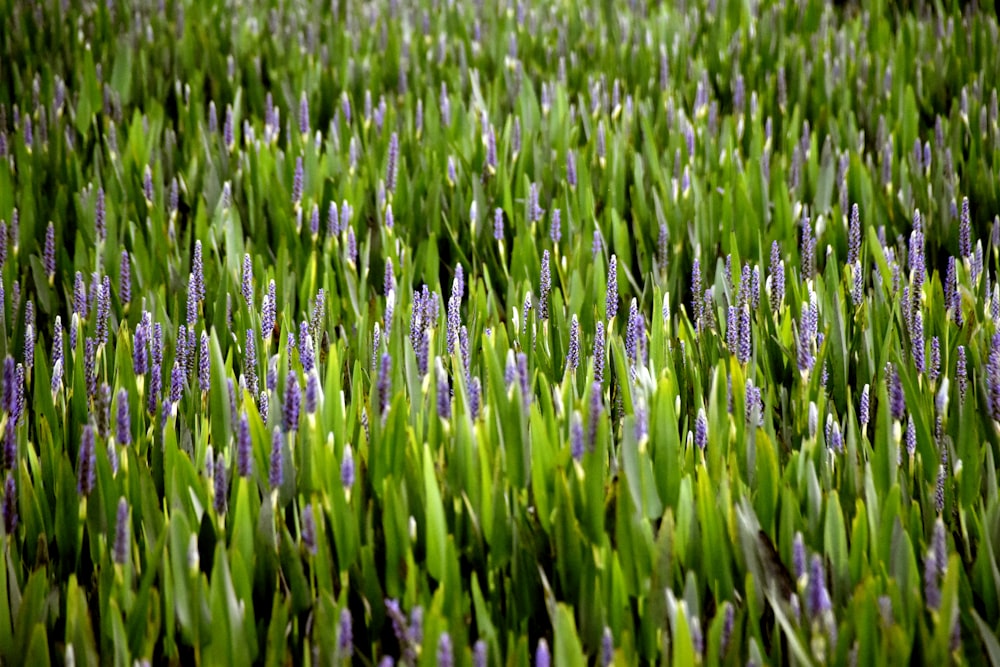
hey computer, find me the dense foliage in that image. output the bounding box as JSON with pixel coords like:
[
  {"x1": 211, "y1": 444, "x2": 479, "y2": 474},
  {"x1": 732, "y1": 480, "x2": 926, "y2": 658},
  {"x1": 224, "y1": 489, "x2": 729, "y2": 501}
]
[{"x1": 1, "y1": 0, "x2": 1000, "y2": 664}]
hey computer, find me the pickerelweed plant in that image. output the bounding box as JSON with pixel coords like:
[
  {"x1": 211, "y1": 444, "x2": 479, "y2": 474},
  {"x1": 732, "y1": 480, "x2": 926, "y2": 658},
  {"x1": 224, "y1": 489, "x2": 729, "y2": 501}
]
[{"x1": 0, "y1": 0, "x2": 999, "y2": 665}]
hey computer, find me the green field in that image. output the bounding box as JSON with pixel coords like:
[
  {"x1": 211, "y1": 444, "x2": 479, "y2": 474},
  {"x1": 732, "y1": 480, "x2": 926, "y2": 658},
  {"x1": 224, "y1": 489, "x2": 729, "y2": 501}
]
[{"x1": 1, "y1": 0, "x2": 1000, "y2": 664}]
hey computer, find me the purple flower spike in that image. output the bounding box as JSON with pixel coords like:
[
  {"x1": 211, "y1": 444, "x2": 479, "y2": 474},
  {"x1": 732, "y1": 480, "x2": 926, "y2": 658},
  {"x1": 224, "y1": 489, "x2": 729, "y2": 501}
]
[
  {"x1": 606, "y1": 254, "x2": 618, "y2": 320},
  {"x1": 341, "y1": 444, "x2": 355, "y2": 489},
  {"x1": 283, "y1": 371, "x2": 300, "y2": 432},
  {"x1": 793, "y1": 532, "x2": 807, "y2": 579},
  {"x1": 192, "y1": 240, "x2": 204, "y2": 301},
  {"x1": 550, "y1": 209, "x2": 561, "y2": 245},
  {"x1": 2, "y1": 474, "x2": 16, "y2": 535},
  {"x1": 74, "y1": 271, "x2": 87, "y2": 318},
  {"x1": 378, "y1": 353, "x2": 392, "y2": 418},
  {"x1": 338, "y1": 609, "x2": 353, "y2": 658},
  {"x1": 567, "y1": 315, "x2": 580, "y2": 373},
  {"x1": 113, "y1": 497, "x2": 129, "y2": 565},
  {"x1": 213, "y1": 453, "x2": 227, "y2": 515},
  {"x1": 566, "y1": 150, "x2": 577, "y2": 188},
  {"x1": 593, "y1": 321, "x2": 606, "y2": 384},
  {"x1": 262, "y1": 280, "x2": 276, "y2": 340},
  {"x1": 51, "y1": 317, "x2": 64, "y2": 393},
  {"x1": 848, "y1": 203, "x2": 861, "y2": 265},
  {"x1": 494, "y1": 208, "x2": 504, "y2": 241},
  {"x1": 437, "y1": 362, "x2": 452, "y2": 419},
  {"x1": 269, "y1": 427, "x2": 283, "y2": 490},
  {"x1": 301, "y1": 503, "x2": 317, "y2": 555},
  {"x1": 117, "y1": 389, "x2": 131, "y2": 446},
  {"x1": 43, "y1": 222, "x2": 55, "y2": 280},
  {"x1": 957, "y1": 346, "x2": 968, "y2": 405},
  {"x1": 692, "y1": 258, "x2": 703, "y2": 331},
  {"x1": 912, "y1": 311, "x2": 925, "y2": 373},
  {"x1": 437, "y1": 633, "x2": 453, "y2": 667},
  {"x1": 305, "y1": 371, "x2": 319, "y2": 415},
  {"x1": 960, "y1": 197, "x2": 971, "y2": 259},
  {"x1": 694, "y1": 408, "x2": 708, "y2": 450},
  {"x1": 299, "y1": 91, "x2": 310, "y2": 137},
  {"x1": 535, "y1": 639, "x2": 550, "y2": 667},
  {"x1": 77, "y1": 425, "x2": 96, "y2": 496},
  {"x1": 473, "y1": 640, "x2": 487, "y2": 667},
  {"x1": 859, "y1": 384, "x2": 870, "y2": 429},
  {"x1": 328, "y1": 202, "x2": 339, "y2": 237},
  {"x1": 95, "y1": 187, "x2": 106, "y2": 242},
  {"x1": 292, "y1": 156, "x2": 304, "y2": 206},
  {"x1": 199, "y1": 332, "x2": 210, "y2": 392},
  {"x1": 241, "y1": 253, "x2": 254, "y2": 307},
  {"x1": 120, "y1": 250, "x2": 131, "y2": 306},
  {"x1": 808, "y1": 555, "x2": 832, "y2": 616},
  {"x1": 237, "y1": 412, "x2": 252, "y2": 478},
  {"x1": 539, "y1": 251, "x2": 551, "y2": 321},
  {"x1": 386, "y1": 132, "x2": 399, "y2": 194}
]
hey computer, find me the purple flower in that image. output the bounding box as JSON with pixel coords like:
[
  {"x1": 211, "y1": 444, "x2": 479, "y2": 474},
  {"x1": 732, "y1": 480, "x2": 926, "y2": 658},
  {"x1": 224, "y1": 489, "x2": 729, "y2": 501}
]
[
  {"x1": 797, "y1": 312, "x2": 814, "y2": 374},
  {"x1": 43, "y1": 222, "x2": 55, "y2": 281},
  {"x1": 930, "y1": 336, "x2": 941, "y2": 383},
  {"x1": 517, "y1": 353, "x2": 530, "y2": 409},
  {"x1": 269, "y1": 428, "x2": 283, "y2": 490},
  {"x1": 2, "y1": 474, "x2": 16, "y2": 535},
  {"x1": 437, "y1": 632, "x2": 453, "y2": 667},
  {"x1": 95, "y1": 187, "x2": 106, "y2": 242},
  {"x1": 237, "y1": 412, "x2": 252, "y2": 478},
  {"x1": 301, "y1": 503, "x2": 317, "y2": 555},
  {"x1": 692, "y1": 258, "x2": 704, "y2": 331},
  {"x1": 566, "y1": 150, "x2": 577, "y2": 188},
  {"x1": 912, "y1": 311, "x2": 925, "y2": 373},
  {"x1": 77, "y1": 425, "x2": 96, "y2": 496},
  {"x1": 808, "y1": 555, "x2": 832, "y2": 616},
  {"x1": 262, "y1": 280, "x2": 276, "y2": 340},
  {"x1": 74, "y1": 272, "x2": 88, "y2": 319},
  {"x1": 567, "y1": 315, "x2": 580, "y2": 373},
  {"x1": 119, "y1": 250, "x2": 131, "y2": 306},
  {"x1": 192, "y1": 240, "x2": 204, "y2": 302},
  {"x1": 338, "y1": 609, "x2": 353, "y2": 658},
  {"x1": 309, "y1": 203, "x2": 320, "y2": 238},
  {"x1": 535, "y1": 638, "x2": 550, "y2": 667},
  {"x1": 214, "y1": 453, "x2": 227, "y2": 515},
  {"x1": 84, "y1": 338, "x2": 97, "y2": 399},
  {"x1": 765, "y1": 245, "x2": 781, "y2": 312},
  {"x1": 593, "y1": 228, "x2": 603, "y2": 259},
  {"x1": 23, "y1": 302, "x2": 34, "y2": 371},
  {"x1": 792, "y1": 532, "x2": 807, "y2": 579},
  {"x1": 2, "y1": 419, "x2": 14, "y2": 471},
  {"x1": 539, "y1": 251, "x2": 551, "y2": 320},
  {"x1": 292, "y1": 156, "x2": 304, "y2": 207},
  {"x1": 170, "y1": 363, "x2": 185, "y2": 404},
  {"x1": 470, "y1": 376, "x2": 482, "y2": 420},
  {"x1": 473, "y1": 640, "x2": 487, "y2": 667},
  {"x1": 241, "y1": 253, "x2": 254, "y2": 307},
  {"x1": 298, "y1": 91, "x2": 310, "y2": 137},
  {"x1": 199, "y1": 332, "x2": 210, "y2": 392},
  {"x1": 960, "y1": 196, "x2": 971, "y2": 259},
  {"x1": 283, "y1": 371, "x2": 300, "y2": 431},
  {"x1": 957, "y1": 346, "x2": 968, "y2": 405},
  {"x1": 305, "y1": 371, "x2": 319, "y2": 415},
  {"x1": 859, "y1": 384, "x2": 870, "y2": 429},
  {"x1": 847, "y1": 203, "x2": 861, "y2": 265},
  {"x1": 550, "y1": 209, "x2": 561, "y2": 245},
  {"x1": 924, "y1": 550, "x2": 941, "y2": 609},
  {"x1": 3, "y1": 355, "x2": 17, "y2": 415},
  {"x1": 116, "y1": 389, "x2": 131, "y2": 446},
  {"x1": 95, "y1": 276, "x2": 110, "y2": 345},
  {"x1": 299, "y1": 321, "x2": 315, "y2": 374},
  {"x1": 346, "y1": 227, "x2": 357, "y2": 265},
  {"x1": 936, "y1": 463, "x2": 946, "y2": 514},
  {"x1": 851, "y1": 261, "x2": 864, "y2": 307},
  {"x1": 341, "y1": 444, "x2": 355, "y2": 489},
  {"x1": 694, "y1": 408, "x2": 708, "y2": 450},
  {"x1": 593, "y1": 321, "x2": 605, "y2": 384},
  {"x1": 606, "y1": 254, "x2": 618, "y2": 320},
  {"x1": 738, "y1": 306, "x2": 751, "y2": 364},
  {"x1": 378, "y1": 353, "x2": 392, "y2": 418},
  {"x1": 328, "y1": 202, "x2": 340, "y2": 237},
  {"x1": 447, "y1": 264, "x2": 464, "y2": 354},
  {"x1": 721, "y1": 603, "x2": 735, "y2": 655},
  {"x1": 601, "y1": 626, "x2": 614, "y2": 666},
  {"x1": 51, "y1": 316, "x2": 64, "y2": 392},
  {"x1": 800, "y1": 215, "x2": 814, "y2": 279},
  {"x1": 889, "y1": 364, "x2": 905, "y2": 420},
  {"x1": 386, "y1": 132, "x2": 399, "y2": 194},
  {"x1": 493, "y1": 208, "x2": 504, "y2": 242},
  {"x1": 113, "y1": 497, "x2": 129, "y2": 565},
  {"x1": 147, "y1": 362, "x2": 161, "y2": 416},
  {"x1": 571, "y1": 410, "x2": 585, "y2": 461}
]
